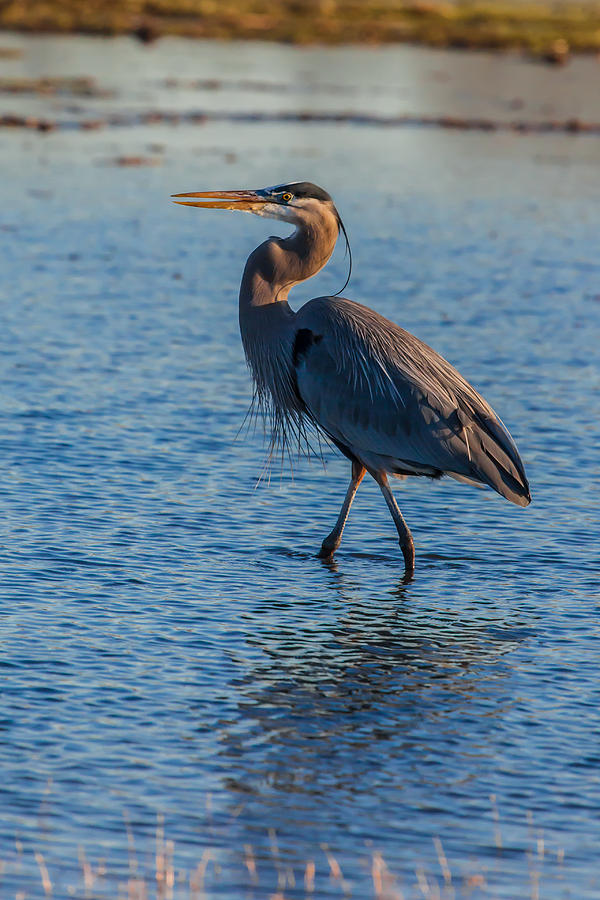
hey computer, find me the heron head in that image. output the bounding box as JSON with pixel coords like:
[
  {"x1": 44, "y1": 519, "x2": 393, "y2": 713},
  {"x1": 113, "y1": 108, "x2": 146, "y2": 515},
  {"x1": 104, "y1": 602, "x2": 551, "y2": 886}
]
[{"x1": 172, "y1": 181, "x2": 338, "y2": 228}]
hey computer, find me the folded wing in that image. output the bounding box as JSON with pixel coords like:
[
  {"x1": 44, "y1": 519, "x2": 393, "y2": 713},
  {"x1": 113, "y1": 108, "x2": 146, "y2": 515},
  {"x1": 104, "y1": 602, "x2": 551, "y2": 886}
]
[{"x1": 293, "y1": 296, "x2": 530, "y2": 507}]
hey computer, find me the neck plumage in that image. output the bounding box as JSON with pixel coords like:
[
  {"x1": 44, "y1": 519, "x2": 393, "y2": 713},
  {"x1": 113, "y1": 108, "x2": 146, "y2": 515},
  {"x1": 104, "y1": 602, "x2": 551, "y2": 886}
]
[
  {"x1": 237, "y1": 207, "x2": 339, "y2": 437},
  {"x1": 239, "y1": 208, "x2": 339, "y2": 309}
]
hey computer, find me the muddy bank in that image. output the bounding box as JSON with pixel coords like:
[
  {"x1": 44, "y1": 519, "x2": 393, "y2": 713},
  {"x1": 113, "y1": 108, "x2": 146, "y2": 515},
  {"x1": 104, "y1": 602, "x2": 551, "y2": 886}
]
[
  {"x1": 4, "y1": 38, "x2": 600, "y2": 137},
  {"x1": 4, "y1": 107, "x2": 600, "y2": 136},
  {"x1": 2, "y1": 1, "x2": 600, "y2": 58}
]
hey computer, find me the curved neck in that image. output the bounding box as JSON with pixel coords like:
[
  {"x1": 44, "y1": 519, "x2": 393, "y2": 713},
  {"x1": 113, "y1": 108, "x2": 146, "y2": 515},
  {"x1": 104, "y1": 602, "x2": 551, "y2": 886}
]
[
  {"x1": 237, "y1": 206, "x2": 339, "y2": 423},
  {"x1": 239, "y1": 207, "x2": 339, "y2": 309}
]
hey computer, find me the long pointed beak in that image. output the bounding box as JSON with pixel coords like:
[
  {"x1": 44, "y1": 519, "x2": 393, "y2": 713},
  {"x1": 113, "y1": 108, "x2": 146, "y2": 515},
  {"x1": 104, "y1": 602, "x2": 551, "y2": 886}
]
[{"x1": 171, "y1": 189, "x2": 267, "y2": 211}]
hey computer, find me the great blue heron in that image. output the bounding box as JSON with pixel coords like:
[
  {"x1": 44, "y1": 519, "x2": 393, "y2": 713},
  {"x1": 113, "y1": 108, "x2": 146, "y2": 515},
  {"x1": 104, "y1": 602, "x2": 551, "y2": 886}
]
[{"x1": 173, "y1": 181, "x2": 530, "y2": 577}]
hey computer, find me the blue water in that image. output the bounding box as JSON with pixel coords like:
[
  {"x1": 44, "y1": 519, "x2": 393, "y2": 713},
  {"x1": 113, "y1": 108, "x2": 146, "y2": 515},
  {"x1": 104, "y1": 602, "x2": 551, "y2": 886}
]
[{"x1": 1, "y1": 34, "x2": 600, "y2": 899}]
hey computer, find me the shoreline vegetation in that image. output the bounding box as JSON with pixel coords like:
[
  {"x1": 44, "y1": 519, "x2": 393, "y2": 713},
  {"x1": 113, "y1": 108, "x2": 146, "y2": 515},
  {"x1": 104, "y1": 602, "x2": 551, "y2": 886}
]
[
  {"x1": 1, "y1": 1, "x2": 600, "y2": 59},
  {"x1": 2, "y1": 810, "x2": 569, "y2": 900}
]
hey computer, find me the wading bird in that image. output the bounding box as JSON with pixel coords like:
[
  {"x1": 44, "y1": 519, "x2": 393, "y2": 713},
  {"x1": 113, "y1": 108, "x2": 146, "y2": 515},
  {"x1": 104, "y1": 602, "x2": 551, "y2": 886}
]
[{"x1": 173, "y1": 182, "x2": 530, "y2": 577}]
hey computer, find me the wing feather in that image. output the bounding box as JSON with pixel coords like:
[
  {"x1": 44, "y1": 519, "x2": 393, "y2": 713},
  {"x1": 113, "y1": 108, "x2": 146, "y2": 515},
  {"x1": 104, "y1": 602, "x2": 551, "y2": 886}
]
[{"x1": 294, "y1": 296, "x2": 530, "y2": 507}]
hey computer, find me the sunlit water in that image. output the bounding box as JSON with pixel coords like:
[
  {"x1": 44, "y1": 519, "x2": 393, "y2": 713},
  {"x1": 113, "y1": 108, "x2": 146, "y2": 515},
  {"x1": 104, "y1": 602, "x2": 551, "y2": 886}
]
[{"x1": 1, "y1": 34, "x2": 600, "y2": 899}]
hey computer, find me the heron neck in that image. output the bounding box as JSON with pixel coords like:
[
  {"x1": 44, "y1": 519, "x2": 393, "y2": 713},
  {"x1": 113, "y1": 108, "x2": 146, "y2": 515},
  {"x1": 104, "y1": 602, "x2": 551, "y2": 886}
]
[
  {"x1": 237, "y1": 212, "x2": 338, "y2": 419},
  {"x1": 239, "y1": 212, "x2": 339, "y2": 309}
]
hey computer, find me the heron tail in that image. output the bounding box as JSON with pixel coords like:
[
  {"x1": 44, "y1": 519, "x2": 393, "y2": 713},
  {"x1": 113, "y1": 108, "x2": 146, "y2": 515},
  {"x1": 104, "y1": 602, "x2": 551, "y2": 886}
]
[{"x1": 463, "y1": 410, "x2": 531, "y2": 507}]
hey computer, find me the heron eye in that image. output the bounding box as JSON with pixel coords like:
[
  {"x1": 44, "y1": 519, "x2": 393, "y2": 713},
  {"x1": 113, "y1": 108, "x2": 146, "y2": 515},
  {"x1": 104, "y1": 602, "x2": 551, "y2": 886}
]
[{"x1": 282, "y1": 192, "x2": 293, "y2": 202}]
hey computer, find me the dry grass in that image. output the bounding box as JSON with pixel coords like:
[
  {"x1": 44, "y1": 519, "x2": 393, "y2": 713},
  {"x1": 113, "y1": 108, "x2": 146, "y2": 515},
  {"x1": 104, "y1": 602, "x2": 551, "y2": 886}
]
[
  {"x1": 2, "y1": 0, "x2": 600, "y2": 57},
  {"x1": 2, "y1": 800, "x2": 570, "y2": 900}
]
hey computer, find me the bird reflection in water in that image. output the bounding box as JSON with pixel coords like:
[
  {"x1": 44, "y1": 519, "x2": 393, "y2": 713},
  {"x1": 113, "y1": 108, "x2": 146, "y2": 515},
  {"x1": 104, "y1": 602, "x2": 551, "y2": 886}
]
[{"x1": 209, "y1": 583, "x2": 528, "y2": 893}]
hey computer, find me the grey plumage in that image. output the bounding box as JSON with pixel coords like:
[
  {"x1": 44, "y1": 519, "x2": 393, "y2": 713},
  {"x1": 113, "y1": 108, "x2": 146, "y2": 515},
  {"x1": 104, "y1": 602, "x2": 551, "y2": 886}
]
[
  {"x1": 173, "y1": 181, "x2": 530, "y2": 577},
  {"x1": 295, "y1": 296, "x2": 529, "y2": 506}
]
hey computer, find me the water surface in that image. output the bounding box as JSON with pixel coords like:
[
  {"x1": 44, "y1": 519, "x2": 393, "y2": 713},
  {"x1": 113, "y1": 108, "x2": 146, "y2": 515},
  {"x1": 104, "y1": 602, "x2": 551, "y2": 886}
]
[{"x1": 1, "y1": 34, "x2": 600, "y2": 899}]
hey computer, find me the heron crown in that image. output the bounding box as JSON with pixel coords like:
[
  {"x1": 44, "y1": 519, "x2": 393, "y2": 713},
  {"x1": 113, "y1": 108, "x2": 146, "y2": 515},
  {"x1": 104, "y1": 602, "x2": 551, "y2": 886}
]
[{"x1": 268, "y1": 182, "x2": 333, "y2": 203}]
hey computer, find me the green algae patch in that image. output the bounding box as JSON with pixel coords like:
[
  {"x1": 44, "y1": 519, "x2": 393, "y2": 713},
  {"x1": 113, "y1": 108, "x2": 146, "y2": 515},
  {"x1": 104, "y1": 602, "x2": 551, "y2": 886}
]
[{"x1": 2, "y1": 1, "x2": 600, "y2": 57}]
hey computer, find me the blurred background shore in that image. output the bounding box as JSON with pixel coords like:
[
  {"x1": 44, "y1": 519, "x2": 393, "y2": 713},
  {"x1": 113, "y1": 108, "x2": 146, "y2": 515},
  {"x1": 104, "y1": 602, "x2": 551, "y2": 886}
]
[{"x1": 1, "y1": 0, "x2": 600, "y2": 59}]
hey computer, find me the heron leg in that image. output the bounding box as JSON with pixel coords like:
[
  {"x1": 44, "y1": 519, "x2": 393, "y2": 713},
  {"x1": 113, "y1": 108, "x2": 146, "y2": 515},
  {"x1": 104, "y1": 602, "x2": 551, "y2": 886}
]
[
  {"x1": 376, "y1": 473, "x2": 415, "y2": 578},
  {"x1": 318, "y1": 461, "x2": 366, "y2": 559}
]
